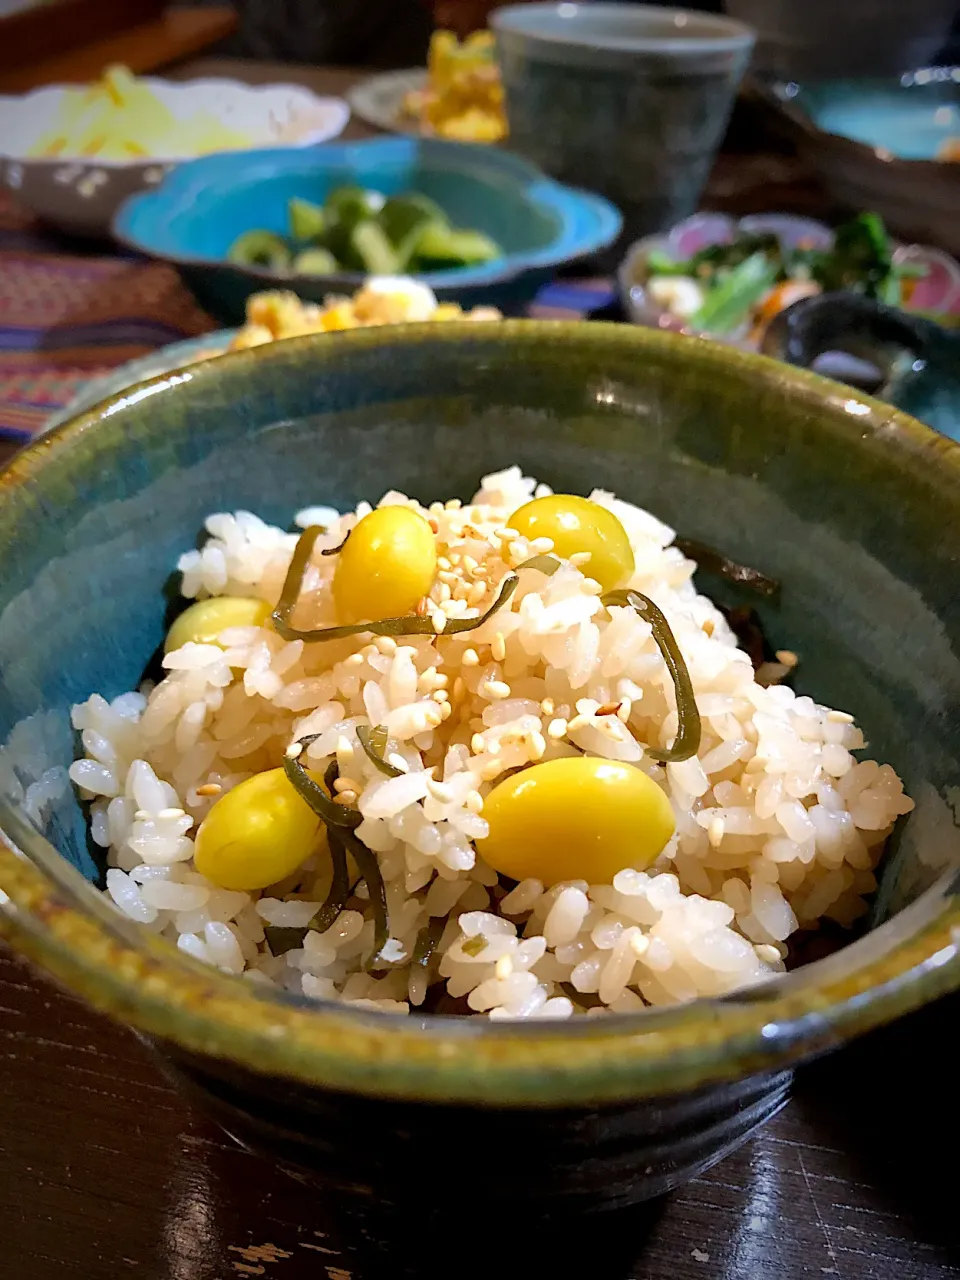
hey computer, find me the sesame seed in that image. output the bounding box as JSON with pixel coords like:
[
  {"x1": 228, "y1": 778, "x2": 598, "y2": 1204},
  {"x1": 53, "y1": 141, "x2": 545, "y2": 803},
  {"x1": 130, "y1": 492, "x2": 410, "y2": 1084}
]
[
  {"x1": 629, "y1": 932, "x2": 649, "y2": 958},
  {"x1": 462, "y1": 648, "x2": 480, "y2": 667},
  {"x1": 449, "y1": 552, "x2": 462, "y2": 567},
  {"x1": 344, "y1": 652, "x2": 365, "y2": 668},
  {"x1": 415, "y1": 597, "x2": 429, "y2": 618},
  {"x1": 495, "y1": 954, "x2": 514, "y2": 980},
  {"x1": 336, "y1": 735, "x2": 354, "y2": 759},
  {"x1": 827, "y1": 709, "x2": 854, "y2": 724},
  {"x1": 529, "y1": 730, "x2": 547, "y2": 760},
  {"x1": 471, "y1": 733, "x2": 486, "y2": 754},
  {"x1": 483, "y1": 679, "x2": 512, "y2": 700},
  {"x1": 432, "y1": 689, "x2": 449, "y2": 704},
  {"x1": 158, "y1": 807, "x2": 185, "y2": 820},
  {"x1": 333, "y1": 775, "x2": 361, "y2": 794},
  {"x1": 569, "y1": 551, "x2": 592, "y2": 567},
  {"x1": 465, "y1": 790, "x2": 484, "y2": 814},
  {"x1": 468, "y1": 581, "x2": 487, "y2": 605},
  {"x1": 480, "y1": 760, "x2": 503, "y2": 782},
  {"x1": 429, "y1": 501, "x2": 444, "y2": 515},
  {"x1": 195, "y1": 783, "x2": 222, "y2": 797},
  {"x1": 581, "y1": 577, "x2": 603, "y2": 595},
  {"x1": 462, "y1": 554, "x2": 479, "y2": 575},
  {"x1": 433, "y1": 672, "x2": 449, "y2": 688},
  {"x1": 437, "y1": 582, "x2": 452, "y2": 603},
  {"x1": 547, "y1": 718, "x2": 568, "y2": 739},
  {"x1": 567, "y1": 714, "x2": 589, "y2": 732},
  {"x1": 431, "y1": 611, "x2": 447, "y2": 634},
  {"x1": 755, "y1": 944, "x2": 781, "y2": 965},
  {"x1": 708, "y1": 816, "x2": 725, "y2": 848},
  {"x1": 423, "y1": 705, "x2": 443, "y2": 727},
  {"x1": 438, "y1": 570, "x2": 459, "y2": 587},
  {"x1": 491, "y1": 631, "x2": 506, "y2": 662},
  {"x1": 529, "y1": 536, "x2": 554, "y2": 555},
  {"x1": 375, "y1": 635, "x2": 397, "y2": 655},
  {"x1": 617, "y1": 698, "x2": 632, "y2": 723},
  {"x1": 334, "y1": 790, "x2": 358, "y2": 806},
  {"x1": 437, "y1": 556, "x2": 452, "y2": 571},
  {"x1": 445, "y1": 498, "x2": 462, "y2": 510},
  {"x1": 595, "y1": 702, "x2": 621, "y2": 717},
  {"x1": 500, "y1": 527, "x2": 519, "y2": 540},
  {"x1": 285, "y1": 742, "x2": 304, "y2": 759},
  {"x1": 134, "y1": 810, "x2": 151, "y2": 822},
  {"x1": 439, "y1": 702, "x2": 453, "y2": 721},
  {"x1": 775, "y1": 649, "x2": 799, "y2": 668}
]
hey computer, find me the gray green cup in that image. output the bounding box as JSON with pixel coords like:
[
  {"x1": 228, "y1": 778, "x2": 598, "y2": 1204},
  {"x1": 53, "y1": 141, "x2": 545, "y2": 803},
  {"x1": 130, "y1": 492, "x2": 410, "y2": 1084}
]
[{"x1": 492, "y1": 3, "x2": 755, "y2": 247}]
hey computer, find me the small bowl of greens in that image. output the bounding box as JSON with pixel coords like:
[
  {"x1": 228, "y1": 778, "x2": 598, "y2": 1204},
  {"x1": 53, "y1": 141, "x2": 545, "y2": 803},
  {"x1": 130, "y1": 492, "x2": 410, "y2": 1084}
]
[
  {"x1": 618, "y1": 210, "x2": 960, "y2": 352},
  {"x1": 113, "y1": 135, "x2": 621, "y2": 324}
]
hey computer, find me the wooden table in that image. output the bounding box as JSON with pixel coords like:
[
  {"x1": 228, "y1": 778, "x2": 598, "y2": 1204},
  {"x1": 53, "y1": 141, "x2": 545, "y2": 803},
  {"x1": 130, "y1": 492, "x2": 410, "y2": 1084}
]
[{"x1": 1, "y1": 58, "x2": 957, "y2": 1280}]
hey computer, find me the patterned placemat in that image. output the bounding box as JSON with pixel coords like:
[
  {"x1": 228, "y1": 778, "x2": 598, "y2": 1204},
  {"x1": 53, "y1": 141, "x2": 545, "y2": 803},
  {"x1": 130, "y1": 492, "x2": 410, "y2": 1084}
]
[{"x1": 0, "y1": 192, "x2": 616, "y2": 442}]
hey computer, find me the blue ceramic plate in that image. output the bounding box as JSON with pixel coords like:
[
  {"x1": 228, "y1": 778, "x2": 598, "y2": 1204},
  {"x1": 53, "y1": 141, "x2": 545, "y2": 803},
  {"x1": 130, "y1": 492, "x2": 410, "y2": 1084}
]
[{"x1": 112, "y1": 136, "x2": 622, "y2": 323}]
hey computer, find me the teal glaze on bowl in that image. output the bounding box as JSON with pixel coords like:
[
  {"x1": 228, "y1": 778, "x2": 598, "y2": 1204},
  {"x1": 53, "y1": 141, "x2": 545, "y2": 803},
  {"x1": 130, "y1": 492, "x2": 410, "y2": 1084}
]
[
  {"x1": 492, "y1": 3, "x2": 755, "y2": 246},
  {"x1": 0, "y1": 323, "x2": 959, "y2": 1209},
  {"x1": 112, "y1": 136, "x2": 622, "y2": 322},
  {"x1": 783, "y1": 70, "x2": 960, "y2": 160}
]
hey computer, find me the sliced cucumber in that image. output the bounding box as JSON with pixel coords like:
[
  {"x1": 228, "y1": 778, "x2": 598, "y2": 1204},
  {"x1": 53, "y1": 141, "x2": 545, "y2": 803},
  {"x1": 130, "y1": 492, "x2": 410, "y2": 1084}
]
[
  {"x1": 227, "y1": 230, "x2": 291, "y2": 270},
  {"x1": 292, "y1": 247, "x2": 339, "y2": 275},
  {"x1": 288, "y1": 197, "x2": 326, "y2": 243}
]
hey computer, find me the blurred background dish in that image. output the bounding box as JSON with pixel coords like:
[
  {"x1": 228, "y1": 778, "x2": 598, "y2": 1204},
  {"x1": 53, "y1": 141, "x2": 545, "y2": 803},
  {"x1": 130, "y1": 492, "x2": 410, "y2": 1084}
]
[
  {"x1": 619, "y1": 210, "x2": 960, "y2": 344},
  {"x1": 723, "y1": 0, "x2": 959, "y2": 81},
  {"x1": 0, "y1": 66, "x2": 350, "y2": 236},
  {"x1": 492, "y1": 2, "x2": 755, "y2": 250},
  {"x1": 755, "y1": 69, "x2": 960, "y2": 257},
  {"x1": 350, "y1": 29, "x2": 507, "y2": 142},
  {"x1": 112, "y1": 136, "x2": 622, "y2": 322}
]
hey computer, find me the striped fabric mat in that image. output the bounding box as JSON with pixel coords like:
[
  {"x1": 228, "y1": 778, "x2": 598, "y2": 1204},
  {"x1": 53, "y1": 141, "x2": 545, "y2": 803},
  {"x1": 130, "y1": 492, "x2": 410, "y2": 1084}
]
[{"x1": 0, "y1": 192, "x2": 616, "y2": 442}]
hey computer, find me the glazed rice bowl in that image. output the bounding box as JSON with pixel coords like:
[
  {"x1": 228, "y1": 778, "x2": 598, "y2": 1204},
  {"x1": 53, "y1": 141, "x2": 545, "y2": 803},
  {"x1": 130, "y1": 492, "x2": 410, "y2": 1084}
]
[
  {"x1": 68, "y1": 466, "x2": 911, "y2": 1019},
  {"x1": 1, "y1": 321, "x2": 957, "y2": 1207}
]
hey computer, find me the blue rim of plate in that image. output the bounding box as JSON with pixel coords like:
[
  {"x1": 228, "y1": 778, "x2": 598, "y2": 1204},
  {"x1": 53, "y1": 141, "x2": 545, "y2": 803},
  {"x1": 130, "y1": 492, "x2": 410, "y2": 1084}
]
[{"x1": 41, "y1": 332, "x2": 236, "y2": 436}]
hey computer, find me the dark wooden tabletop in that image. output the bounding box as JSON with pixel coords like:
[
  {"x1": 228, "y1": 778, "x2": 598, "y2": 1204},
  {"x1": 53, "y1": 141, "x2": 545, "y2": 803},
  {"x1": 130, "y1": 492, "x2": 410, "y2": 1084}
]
[{"x1": 1, "y1": 58, "x2": 957, "y2": 1280}]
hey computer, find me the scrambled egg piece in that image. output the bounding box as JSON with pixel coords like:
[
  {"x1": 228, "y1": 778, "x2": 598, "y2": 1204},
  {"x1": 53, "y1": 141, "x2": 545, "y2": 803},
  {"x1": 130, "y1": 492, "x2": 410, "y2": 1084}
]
[
  {"x1": 29, "y1": 65, "x2": 252, "y2": 161},
  {"x1": 230, "y1": 278, "x2": 500, "y2": 349},
  {"x1": 401, "y1": 31, "x2": 507, "y2": 144}
]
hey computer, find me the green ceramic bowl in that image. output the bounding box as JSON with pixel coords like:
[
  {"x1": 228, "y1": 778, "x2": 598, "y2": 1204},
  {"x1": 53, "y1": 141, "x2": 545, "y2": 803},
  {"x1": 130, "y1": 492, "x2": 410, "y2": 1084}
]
[{"x1": 1, "y1": 322, "x2": 958, "y2": 1211}]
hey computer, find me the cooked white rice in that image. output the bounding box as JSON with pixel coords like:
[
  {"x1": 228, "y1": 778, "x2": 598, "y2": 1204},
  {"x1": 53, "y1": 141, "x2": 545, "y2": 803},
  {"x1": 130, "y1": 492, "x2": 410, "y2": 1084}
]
[{"x1": 68, "y1": 467, "x2": 913, "y2": 1019}]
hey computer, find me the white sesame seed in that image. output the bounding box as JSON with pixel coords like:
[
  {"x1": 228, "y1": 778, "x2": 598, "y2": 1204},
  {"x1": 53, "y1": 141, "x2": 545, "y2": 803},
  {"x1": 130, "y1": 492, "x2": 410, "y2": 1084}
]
[
  {"x1": 567, "y1": 714, "x2": 590, "y2": 732},
  {"x1": 629, "y1": 932, "x2": 650, "y2": 958},
  {"x1": 157, "y1": 807, "x2": 185, "y2": 821},
  {"x1": 462, "y1": 648, "x2": 480, "y2": 667},
  {"x1": 540, "y1": 697, "x2": 555, "y2": 716},
  {"x1": 569, "y1": 551, "x2": 592, "y2": 567},
  {"x1": 386, "y1": 753, "x2": 409, "y2": 773},
  {"x1": 495, "y1": 953, "x2": 514, "y2": 980},
  {"x1": 285, "y1": 742, "x2": 303, "y2": 759},
  {"x1": 482, "y1": 680, "x2": 512, "y2": 701},
  {"x1": 375, "y1": 635, "x2": 397, "y2": 655},
  {"x1": 445, "y1": 498, "x2": 462, "y2": 510},
  {"x1": 431, "y1": 612, "x2": 447, "y2": 634},
  {"x1": 465, "y1": 790, "x2": 484, "y2": 814},
  {"x1": 581, "y1": 578, "x2": 603, "y2": 595},
  {"x1": 335, "y1": 735, "x2": 354, "y2": 759},
  {"x1": 547, "y1": 718, "x2": 568, "y2": 739},
  {"x1": 827, "y1": 710, "x2": 854, "y2": 724},
  {"x1": 462, "y1": 554, "x2": 479, "y2": 575},
  {"x1": 134, "y1": 810, "x2": 151, "y2": 822},
  {"x1": 334, "y1": 790, "x2": 358, "y2": 806},
  {"x1": 755, "y1": 944, "x2": 781, "y2": 965},
  {"x1": 439, "y1": 702, "x2": 453, "y2": 721},
  {"x1": 345, "y1": 652, "x2": 365, "y2": 668},
  {"x1": 423, "y1": 705, "x2": 443, "y2": 727},
  {"x1": 432, "y1": 689, "x2": 449, "y2": 704},
  {"x1": 437, "y1": 582, "x2": 452, "y2": 603},
  {"x1": 708, "y1": 816, "x2": 725, "y2": 848},
  {"x1": 529, "y1": 536, "x2": 554, "y2": 555},
  {"x1": 437, "y1": 556, "x2": 452, "y2": 571},
  {"x1": 195, "y1": 783, "x2": 222, "y2": 797},
  {"x1": 491, "y1": 631, "x2": 506, "y2": 662},
  {"x1": 529, "y1": 730, "x2": 547, "y2": 760},
  {"x1": 500, "y1": 527, "x2": 519, "y2": 540},
  {"x1": 617, "y1": 698, "x2": 632, "y2": 723},
  {"x1": 471, "y1": 733, "x2": 486, "y2": 754},
  {"x1": 480, "y1": 759, "x2": 503, "y2": 782},
  {"x1": 333, "y1": 776, "x2": 361, "y2": 794}
]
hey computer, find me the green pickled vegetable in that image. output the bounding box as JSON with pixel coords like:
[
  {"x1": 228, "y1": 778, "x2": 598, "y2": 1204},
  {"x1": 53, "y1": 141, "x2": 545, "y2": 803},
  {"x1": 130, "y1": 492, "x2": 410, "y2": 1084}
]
[
  {"x1": 272, "y1": 523, "x2": 520, "y2": 643},
  {"x1": 690, "y1": 252, "x2": 780, "y2": 334},
  {"x1": 379, "y1": 193, "x2": 446, "y2": 247},
  {"x1": 288, "y1": 197, "x2": 326, "y2": 242},
  {"x1": 340, "y1": 826, "x2": 389, "y2": 970},
  {"x1": 674, "y1": 538, "x2": 780, "y2": 597},
  {"x1": 227, "y1": 230, "x2": 291, "y2": 270},
  {"x1": 349, "y1": 219, "x2": 400, "y2": 274},
  {"x1": 326, "y1": 184, "x2": 384, "y2": 228},
  {"x1": 357, "y1": 724, "x2": 403, "y2": 778},
  {"x1": 412, "y1": 222, "x2": 501, "y2": 268},
  {"x1": 283, "y1": 741, "x2": 362, "y2": 830},
  {"x1": 292, "y1": 247, "x2": 339, "y2": 275},
  {"x1": 413, "y1": 915, "x2": 446, "y2": 970},
  {"x1": 602, "y1": 589, "x2": 702, "y2": 763}
]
